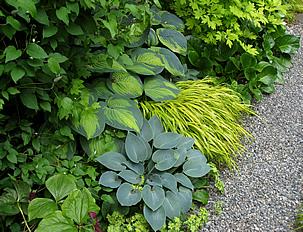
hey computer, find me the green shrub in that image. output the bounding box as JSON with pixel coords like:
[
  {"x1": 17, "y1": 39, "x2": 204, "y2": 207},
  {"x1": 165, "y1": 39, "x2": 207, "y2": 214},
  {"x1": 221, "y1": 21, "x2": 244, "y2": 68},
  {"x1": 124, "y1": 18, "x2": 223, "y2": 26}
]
[{"x1": 141, "y1": 78, "x2": 254, "y2": 169}]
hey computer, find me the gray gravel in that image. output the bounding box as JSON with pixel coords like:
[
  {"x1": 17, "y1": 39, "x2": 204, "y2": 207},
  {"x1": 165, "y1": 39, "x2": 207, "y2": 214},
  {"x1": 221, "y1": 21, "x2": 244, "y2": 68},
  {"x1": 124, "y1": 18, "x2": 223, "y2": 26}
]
[{"x1": 202, "y1": 21, "x2": 303, "y2": 231}]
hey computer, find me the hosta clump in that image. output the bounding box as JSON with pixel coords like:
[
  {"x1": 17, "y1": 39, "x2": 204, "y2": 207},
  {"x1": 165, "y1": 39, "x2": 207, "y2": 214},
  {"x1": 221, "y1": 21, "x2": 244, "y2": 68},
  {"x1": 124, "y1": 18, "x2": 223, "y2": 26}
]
[{"x1": 96, "y1": 116, "x2": 211, "y2": 231}]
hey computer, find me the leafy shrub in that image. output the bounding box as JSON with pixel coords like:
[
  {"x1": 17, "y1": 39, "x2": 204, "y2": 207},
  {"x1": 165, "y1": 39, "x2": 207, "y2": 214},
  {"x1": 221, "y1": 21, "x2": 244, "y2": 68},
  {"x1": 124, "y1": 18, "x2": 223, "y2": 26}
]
[
  {"x1": 97, "y1": 116, "x2": 211, "y2": 231},
  {"x1": 141, "y1": 78, "x2": 254, "y2": 169}
]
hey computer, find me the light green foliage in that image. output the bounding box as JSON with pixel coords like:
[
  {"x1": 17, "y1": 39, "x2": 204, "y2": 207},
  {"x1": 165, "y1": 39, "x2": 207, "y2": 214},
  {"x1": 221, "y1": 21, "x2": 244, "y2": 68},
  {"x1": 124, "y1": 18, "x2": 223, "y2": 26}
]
[
  {"x1": 171, "y1": 0, "x2": 289, "y2": 54},
  {"x1": 209, "y1": 163, "x2": 225, "y2": 194},
  {"x1": 214, "y1": 201, "x2": 224, "y2": 216},
  {"x1": 296, "y1": 203, "x2": 303, "y2": 231},
  {"x1": 141, "y1": 78, "x2": 254, "y2": 169},
  {"x1": 97, "y1": 116, "x2": 211, "y2": 231}
]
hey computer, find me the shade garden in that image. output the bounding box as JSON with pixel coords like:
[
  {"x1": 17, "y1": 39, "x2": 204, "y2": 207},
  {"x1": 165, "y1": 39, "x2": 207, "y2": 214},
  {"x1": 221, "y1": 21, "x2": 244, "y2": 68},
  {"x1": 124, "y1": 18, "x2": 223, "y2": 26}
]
[{"x1": 0, "y1": 0, "x2": 300, "y2": 231}]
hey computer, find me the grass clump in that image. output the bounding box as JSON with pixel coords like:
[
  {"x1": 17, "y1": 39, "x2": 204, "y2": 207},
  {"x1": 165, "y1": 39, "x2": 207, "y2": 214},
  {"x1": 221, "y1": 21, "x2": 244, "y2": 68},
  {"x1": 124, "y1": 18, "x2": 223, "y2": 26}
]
[{"x1": 140, "y1": 78, "x2": 254, "y2": 169}]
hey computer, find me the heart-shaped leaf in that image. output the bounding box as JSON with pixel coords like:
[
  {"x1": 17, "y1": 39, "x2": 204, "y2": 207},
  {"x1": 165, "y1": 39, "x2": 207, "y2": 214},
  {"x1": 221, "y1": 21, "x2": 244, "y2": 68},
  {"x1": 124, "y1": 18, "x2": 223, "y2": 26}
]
[
  {"x1": 156, "y1": 28, "x2": 187, "y2": 55},
  {"x1": 99, "y1": 171, "x2": 122, "y2": 188},
  {"x1": 178, "y1": 186, "x2": 192, "y2": 213},
  {"x1": 142, "y1": 185, "x2": 165, "y2": 211},
  {"x1": 125, "y1": 132, "x2": 151, "y2": 163},
  {"x1": 116, "y1": 183, "x2": 141, "y2": 206},
  {"x1": 153, "y1": 132, "x2": 183, "y2": 149},
  {"x1": 143, "y1": 205, "x2": 166, "y2": 231},
  {"x1": 174, "y1": 173, "x2": 194, "y2": 190},
  {"x1": 152, "y1": 149, "x2": 179, "y2": 171},
  {"x1": 148, "y1": 116, "x2": 164, "y2": 138},
  {"x1": 28, "y1": 198, "x2": 57, "y2": 221},
  {"x1": 139, "y1": 119, "x2": 153, "y2": 142},
  {"x1": 183, "y1": 158, "x2": 211, "y2": 178},
  {"x1": 123, "y1": 161, "x2": 144, "y2": 175},
  {"x1": 118, "y1": 170, "x2": 142, "y2": 184},
  {"x1": 160, "y1": 173, "x2": 178, "y2": 193},
  {"x1": 95, "y1": 152, "x2": 127, "y2": 171},
  {"x1": 163, "y1": 191, "x2": 181, "y2": 219}
]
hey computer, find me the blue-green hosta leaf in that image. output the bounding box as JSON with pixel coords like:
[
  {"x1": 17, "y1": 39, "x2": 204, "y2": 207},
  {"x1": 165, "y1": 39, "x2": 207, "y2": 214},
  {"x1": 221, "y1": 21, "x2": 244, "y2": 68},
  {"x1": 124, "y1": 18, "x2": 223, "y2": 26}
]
[
  {"x1": 116, "y1": 183, "x2": 142, "y2": 206},
  {"x1": 178, "y1": 186, "x2": 192, "y2": 213},
  {"x1": 187, "y1": 149, "x2": 207, "y2": 163},
  {"x1": 35, "y1": 211, "x2": 77, "y2": 232},
  {"x1": 146, "y1": 174, "x2": 162, "y2": 187},
  {"x1": 139, "y1": 119, "x2": 153, "y2": 142},
  {"x1": 123, "y1": 161, "x2": 144, "y2": 175},
  {"x1": 275, "y1": 34, "x2": 300, "y2": 54},
  {"x1": 174, "y1": 173, "x2": 194, "y2": 190},
  {"x1": 28, "y1": 198, "x2": 57, "y2": 221},
  {"x1": 45, "y1": 174, "x2": 77, "y2": 202},
  {"x1": 177, "y1": 136, "x2": 195, "y2": 150},
  {"x1": 150, "y1": 47, "x2": 185, "y2": 77},
  {"x1": 174, "y1": 148, "x2": 188, "y2": 168},
  {"x1": 160, "y1": 173, "x2": 178, "y2": 193},
  {"x1": 88, "y1": 80, "x2": 114, "y2": 100},
  {"x1": 148, "y1": 116, "x2": 164, "y2": 138},
  {"x1": 99, "y1": 171, "x2": 122, "y2": 188},
  {"x1": 163, "y1": 191, "x2": 181, "y2": 219},
  {"x1": 159, "y1": 11, "x2": 185, "y2": 31},
  {"x1": 144, "y1": 75, "x2": 180, "y2": 102},
  {"x1": 109, "y1": 72, "x2": 143, "y2": 98},
  {"x1": 183, "y1": 158, "x2": 211, "y2": 178},
  {"x1": 118, "y1": 170, "x2": 142, "y2": 184},
  {"x1": 61, "y1": 188, "x2": 99, "y2": 224},
  {"x1": 143, "y1": 205, "x2": 166, "y2": 231},
  {"x1": 156, "y1": 28, "x2": 187, "y2": 55},
  {"x1": 153, "y1": 132, "x2": 183, "y2": 149},
  {"x1": 125, "y1": 132, "x2": 151, "y2": 163},
  {"x1": 142, "y1": 185, "x2": 165, "y2": 211},
  {"x1": 95, "y1": 152, "x2": 127, "y2": 171},
  {"x1": 152, "y1": 149, "x2": 179, "y2": 171}
]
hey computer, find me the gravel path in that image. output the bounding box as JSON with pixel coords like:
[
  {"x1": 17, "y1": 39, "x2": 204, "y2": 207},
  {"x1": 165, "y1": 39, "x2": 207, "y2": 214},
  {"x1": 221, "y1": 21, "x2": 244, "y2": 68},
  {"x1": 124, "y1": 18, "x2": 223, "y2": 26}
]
[{"x1": 202, "y1": 22, "x2": 303, "y2": 231}]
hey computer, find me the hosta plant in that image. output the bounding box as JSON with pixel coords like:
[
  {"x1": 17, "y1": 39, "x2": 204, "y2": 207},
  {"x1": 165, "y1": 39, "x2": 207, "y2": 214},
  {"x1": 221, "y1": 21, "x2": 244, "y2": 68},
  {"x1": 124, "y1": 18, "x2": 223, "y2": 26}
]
[{"x1": 97, "y1": 116, "x2": 211, "y2": 231}]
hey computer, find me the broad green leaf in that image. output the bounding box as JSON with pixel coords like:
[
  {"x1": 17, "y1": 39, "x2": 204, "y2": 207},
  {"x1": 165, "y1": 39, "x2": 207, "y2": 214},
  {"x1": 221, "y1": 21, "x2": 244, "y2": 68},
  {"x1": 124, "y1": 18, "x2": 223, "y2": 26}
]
[
  {"x1": 151, "y1": 47, "x2": 184, "y2": 77},
  {"x1": 7, "y1": 151, "x2": 17, "y2": 164},
  {"x1": 142, "y1": 185, "x2": 165, "y2": 211},
  {"x1": 66, "y1": 23, "x2": 84, "y2": 35},
  {"x1": 116, "y1": 183, "x2": 141, "y2": 206},
  {"x1": 4, "y1": 46, "x2": 22, "y2": 63},
  {"x1": 11, "y1": 67, "x2": 25, "y2": 83},
  {"x1": 7, "y1": 87, "x2": 20, "y2": 95},
  {"x1": 143, "y1": 205, "x2": 166, "y2": 231},
  {"x1": 118, "y1": 170, "x2": 141, "y2": 184},
  {"x1": 34, "y1": 9, "x2": 49, "y2": 25},
  {"x1": 139, "y1": 119, "x2": 153, "y2": 142},
  {"x1": 240, "y1": 53, "x2": 257, "y2": 69},
  {"x1": 157, "y1": 28, "x2": 187, "y2": 55},
  {"x1": 89, "y1": 80, "x2": 114, "y2": 100},
  {"x1": 109, "y1": 72, "x2": 143, "y2": 98},
  {"x1": 187, "y1": 149, "x2": 207, "y2": 163},
  {"x1": 258, "y1": 66, "x2": 277, "y2": 85},
  {"x1": 160, "y1": 173, "x2": 178, "y2": 193},
  {"x1": 275, "y1": 35, "x2": 300, "y2": 54},
  {"x1": 48, "y1": 57, "x2": 60, "y2": 74},
  {"x1": 153, "y1": 149, "x2": 179, "y2": 171},
  {"x1": 125, "y1": 132, "x2": 150, "y2": 163},
  {"x1": 40, "y1": 102, "x2": 51, "y2": 112},
  {"x1": 28, "y1": 198, "x2": 57, "y2": 221},
  {"x1": 62, "y1": 188, "x2": 99, "y2": 224},
  {"x1": 153, "y1": 132, "x2": 183, "y2": 149},
  {"x1": 148, "y1": 116, "x2": 164, "y2": 139},
  {"x1": 123, "y1": 161, "x2": 144, "y2": 175},
  {"x1": 193, "y1": 190, "x2": 209, "y2": 205},
  {"x1": 36, "y1": 211, "x2": 77, "y2": 232},
  {"x1": 43, "y1": 25, "x2": 58, "y2": 38},
  {"x1": 177, "y1": 137, "x2": 195, "y2": 150},
  {"x1": 147, "y1": 28, "x2": 159, "y2": 47},
  {"x1": 56, "y1": 7, "x2": 69, "y2": 25},
  {"x1": 159, "y1": 11, "x2": 185, "y2": 31},
  {"x1": 99, "y1": 171, "x2": 122, "y2": 188},
  {"x1": 146, "y1": 174, "x2": 162, "y2": 187},
  {"x1": 96, "y1": 151, "x2": 126, "y2": 171},
  {"x1": 178, "y1": 186, "x2": 192, "y2": 213},
  {"x1": 45, "y1": 174, "x2": 77, "y2": 202},
  {"x1": 20, "y1": 93, "x2": 38, "y2": 110},
  {"x1": 102, "y1": 14, "x2": 117, "y2": 38},
  {"x1": 174, "y1": 173, "x2": 194, "y2": 190},
  {"x1": 6, "y1": 16, "x2": 21, "y2": 30},
  {"x1": 183, "y1": 158, "x2": 211, "y2": 178},
  {"x1": 144, "y1": 75, "x2": 180, "y2": 101},
  {"x1": 261, "y1": 85, "x2": 275, "y2": 94},
  {"x1": 163, "y1": 191, "x2": 181, "y2": 219},
  {"x1": 26, "y1": 43, "x2": 48, "y2": 59}
]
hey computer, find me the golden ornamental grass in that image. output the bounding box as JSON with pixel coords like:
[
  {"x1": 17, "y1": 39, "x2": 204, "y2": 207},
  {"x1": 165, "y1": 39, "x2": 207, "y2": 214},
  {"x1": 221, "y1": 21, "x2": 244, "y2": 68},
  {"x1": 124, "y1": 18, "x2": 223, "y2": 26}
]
[{"x1": 140, "y1": 78, "x2": 255, "y2": 169}]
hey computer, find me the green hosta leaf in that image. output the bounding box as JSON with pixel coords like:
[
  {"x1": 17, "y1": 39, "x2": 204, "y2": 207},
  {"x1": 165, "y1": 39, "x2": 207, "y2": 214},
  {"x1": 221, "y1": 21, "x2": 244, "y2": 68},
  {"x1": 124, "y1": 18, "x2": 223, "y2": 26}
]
[
  {"x1": 89, "y1": 80, "x2": 114, "y2": 100},
  {"x1": 160, "y1": 173, "x2": 178, "y2": 193},
  {"x1": 118, "y1": 170, "x2": 141, "y2": 184},
  {"x1": 11, "y1": 67, "x2": 25, "y2": 83},
  {"x1": 178, "y1": 186, "x2": 192, "y2": 213},
  {"x1": 152, "y1": 149, "x2": 179, "y2": 171},
  {"x1": 151, "y1": 47, "x2": 185, "y2": 77},
  {"x1": 275, "y1": 35, "x2": 300, "y2": 54},
  {"x1": 148, "y1": 116, "x2": 164, "y2": 138},
  {"x1": 123, "y1": 161, "x2": 145, "y2": 175},
  {"x1": 36, "y1": 211, "x2": 77, "y2": 232},
  {"x1": 125, "y1": 132, "x2": 150, "y2": 163},
  {"x1": 116, "y1": 183, "x2": 141, "y2": 206},
  {"x1": 45, "y1": 174, "x2": 77, "y2": 202},
  {"x1": 174, "y1": 173, "x2": 194, "y2": 190},
  {"x1": 193, "y1": 189, "x2": 209, "y2": 205},
  {"x1": 146, "y1": 174, "x2": 162, "y2": 187},
  {"x1": 163, "y1": 191, "x2": 181, "y2": 219},
  {"x1": 109, "y1": 72, "x2": 143, "y2": 98},
  {"x1": 96, "y1": 152, "x2": 127, "y2": 171},
  {"x1": 187, "y1": 149, "x2": 207, "y2": 163},
  {"x1": 144, "y1": 75, "x2": 180, "y2": 102},
  {"x1": 177, "y1": 137, "x2": 195, "y2": 150},
  {"x1": 61, "y1": 188, "x2": 99, "y2": 224},
  {"x1": 142, "y1": 185, "x2": 165, "y2": 211},
  {"x1": 159, "y1": 11, "x2": 185, "y2": 31},
  {"x1": 183, "y1": 158, "x2": 211, "y2": 178},
  {"x1": 99, "y1": 171, "x2": 122, "y2": 188},
  {"x1": 28, "y1": 198, "x2": 57, "y2": 221},
  {"x1": 240, "y1": 53, "x2": 257, "y2": 69},
  {"x1": 4, "y1": 46, "x2": 22, "y2": 63},
  {"x1": 56, "y1": 7, "x2": 69, "y2": 25},
  {"x1": 66, "y1": 23, "x2": 84, "y2": 35},
  {"x1": 157, "y1": 28, "x2": 187, "y2": 55},
  {"x1": 153, "y1": 132, "x2": 183, "y2": 149},
  {"x1": 143, "y1": 205, "x2": 166, "y2": 231},
  {"x1": 147, "y1": 28, "x2": 159, "y2": 47},
  {"x1": 139, "y1": 119, "x2": 153, "y2": 142},
  {"x1": 26, "y1": 43, "x2": 48, "y2": 59},
  {"x1": 20, "y1": 92, "x2": 38, "y2": 110},
  {"x1": 43, "y1": 25, "x2": 58, "y2": 38}
]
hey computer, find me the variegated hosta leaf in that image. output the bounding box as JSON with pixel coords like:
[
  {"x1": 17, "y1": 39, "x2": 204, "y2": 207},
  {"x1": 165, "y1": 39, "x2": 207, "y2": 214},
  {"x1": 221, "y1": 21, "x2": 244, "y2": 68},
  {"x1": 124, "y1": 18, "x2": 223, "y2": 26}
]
[
  {"x1": 156, "y1": 28, "x2": 187, "y2": 55},
  {"x1": 88, "y1": 53, "x2": 126, "y2": 73},
  {"x1": 159, "y1": 11, "x2": 185, "y2": 31},
  {"x1": 109, "y1": 72, "x2": 143, "y2": 98},
  {"x1": 88, "y1": 79, "x2": 114, "y2": 100},
  {"x1": 150, "y1": 47, "x2": 185, "y2": 77},
  {"x1": 144, "y1": 75, "x2": 180, "y2": 102},
  {"x1": 147, "y1": 28, "x2": 159, "y2": 47}
]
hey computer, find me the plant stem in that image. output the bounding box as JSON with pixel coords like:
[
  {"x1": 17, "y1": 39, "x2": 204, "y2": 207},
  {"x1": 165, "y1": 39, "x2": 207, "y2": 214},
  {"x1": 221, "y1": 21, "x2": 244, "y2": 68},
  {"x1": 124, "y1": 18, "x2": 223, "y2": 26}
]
[{"x1": 17, "y1": 202, "x2": 32, "y2": 232}]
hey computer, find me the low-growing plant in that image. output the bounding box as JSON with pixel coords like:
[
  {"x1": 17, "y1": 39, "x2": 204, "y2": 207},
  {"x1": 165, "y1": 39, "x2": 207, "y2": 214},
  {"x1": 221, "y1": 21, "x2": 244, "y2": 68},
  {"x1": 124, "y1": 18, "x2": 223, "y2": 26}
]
[
  {"x1": 97, "y1": 116, "x2": 211, "y2": 231},
  {"x1": 141, "y1": 78, "x2": 254, "y2": 169},
  {"x1": 295, "y1": 203, "x2": 303, "y2": 231}
]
